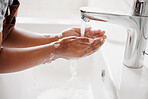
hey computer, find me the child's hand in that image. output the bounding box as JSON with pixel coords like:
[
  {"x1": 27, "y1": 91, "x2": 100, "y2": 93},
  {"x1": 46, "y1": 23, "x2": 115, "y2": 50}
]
[
  {"x1": 61, "y1": 27, "x2": 106, "y2": 39},
  {"x1": 55, "y1": 36, "x2": 105, "y2": 59}
]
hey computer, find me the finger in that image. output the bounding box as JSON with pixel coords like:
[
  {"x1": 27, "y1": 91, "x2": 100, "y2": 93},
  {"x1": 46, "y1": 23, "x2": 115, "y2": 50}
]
[
  {"x1": 85, "y1": 31, "x2": 95, "y2": 38},
  {"x1": 77, "y1": 38, "x2": 102, "y2": 51},
  {"x1": 85, "y1": 27, "x2": 91, "y2": 32},
  {"x1": 85, "y1": 41, "x2": 104, "y2": 56},
  {"x1": 94, "y1": 35, "x2": 107, "y2": 39},
  {"x1": 87, "y1": 30, "x2": 102, "y2": 37},
  {"x1": 94, "y1": 34, "x2": 107, "y2": 38},
  {"x1": 73, "y1": 28, "x2": 81, "y2": 33},
  {"x1": 94, "y1": 38, "x2": 105, "y2": 46},
  {"x1": 72, "y1": 41, "x2": 91, "y2": 50},
  {"x1": 60, "y1": 36, "x2": 78, "y2": 43},
  {"x1": 70, "y1": 37, "x2": 94, "y2": 50},
  {"x1": 95, "y1": 30, "x2": 105, "y2": 37},
  {"x1": 91, "y1": 37, "x2": 104, "y2": 46},
  {"x1": 90, "y1": 30, "x2": 105, "y2": 36},
  {"x1": 92, "y1": 39, "x2": 105, "y2": 52},
  {"x1": 94, "y1": 30, "x2": 105, "y2": 34},
  {"x1": 94, "y1": 30, "x2": 102, "y2": 34},
  {"x1": 73, "y1": 37, "x2": 95, "y2": 44},
  {"x1": 89, "y1": 30, "x2": 96, "y2": 35},
  {"x1": 101, "y1": 31, "x2": 105, "y2": 34},
  {"x1": 61, "y1": 36, "x2": 93, "y2": 44},
  {"x1": 86, "y1": 31, "x2": 107, "y2": 39},
  {"x1": 62, "y1": 30, "x2": 80, "y2": 37},
  {"x1": 102, "y1": 35, "x2": 107, "y2": 39},
  {"x1": 84, "y1": 38, "x2": 105, "y2": 55}
]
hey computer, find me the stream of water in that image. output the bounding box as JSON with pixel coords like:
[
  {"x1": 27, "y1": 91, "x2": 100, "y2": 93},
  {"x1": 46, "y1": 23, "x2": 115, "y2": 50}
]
[
  {"x1": 37, "y1": 59, "x2": 93, "y2": 99},
  {"x1": 81, "y1": 20, "x2": 86, "y2": 37},
  {"x1": 37, "y1": 19, "x2": 93, "y2": 99}
]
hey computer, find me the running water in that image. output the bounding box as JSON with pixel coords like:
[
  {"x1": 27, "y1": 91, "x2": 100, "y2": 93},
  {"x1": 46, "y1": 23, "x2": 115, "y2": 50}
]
[
  {"x1": 69, "y1": 59, "x2": 79, "y2": 81},
  {"x1": 36, "y1": 57, "x2": 94, "y2": 99},
  {"x1": 37, "y1": 59, "x2": 93, "y2": 99},
  {"x1": 81, "y1": 20, "x2": 86, "y2": 37}
]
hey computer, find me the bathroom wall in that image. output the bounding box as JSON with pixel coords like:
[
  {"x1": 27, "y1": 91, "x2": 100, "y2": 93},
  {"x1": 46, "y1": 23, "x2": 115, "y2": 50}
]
[
  {"x1": 18, "y1": 0, "x2": 88, "y2": 20},
  {"x1": 18, "y1": 0, "x2": 138, "y2": 20},
  {"x1": 88, "y1": 0, "x2": 135, "y2": 13}
]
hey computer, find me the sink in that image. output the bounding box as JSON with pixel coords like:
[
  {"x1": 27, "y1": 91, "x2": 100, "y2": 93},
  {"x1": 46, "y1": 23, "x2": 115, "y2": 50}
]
[
  {"x1": 102, "y1": 36, "x2": 148, "y2": 99},
  {"x1": 0, "y1": 22, "x2": 118, "y2": 99}
]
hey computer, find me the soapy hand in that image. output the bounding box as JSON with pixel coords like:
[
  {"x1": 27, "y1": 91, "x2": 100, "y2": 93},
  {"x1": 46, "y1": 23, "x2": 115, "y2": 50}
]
[
  {"x1": 55, "y1": 36, "x2": 105, "y2": 59},
  {"x1": 61, "y1": 27, "x2": 106, "y2": 39}
]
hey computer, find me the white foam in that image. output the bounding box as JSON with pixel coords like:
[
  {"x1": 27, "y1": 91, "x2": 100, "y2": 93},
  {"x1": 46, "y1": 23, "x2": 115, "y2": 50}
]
[
  {"x1": 42, "y1": 53, "x2": 55, "y2": 64},
  {"x1": 49, "y1": 53, "x2": 55, "y2": 61},
  {"x1": 54, "y1": 43, "x2": 60, "y2": 48},
  {"x1": 42, "y1": 58, "x2": 49, "y2": 64}
]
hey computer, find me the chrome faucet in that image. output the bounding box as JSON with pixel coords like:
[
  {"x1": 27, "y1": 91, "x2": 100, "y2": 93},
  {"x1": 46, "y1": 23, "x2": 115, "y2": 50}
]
[{"x1": 80, "y1": 0, "x2": 148, "y2": 69}]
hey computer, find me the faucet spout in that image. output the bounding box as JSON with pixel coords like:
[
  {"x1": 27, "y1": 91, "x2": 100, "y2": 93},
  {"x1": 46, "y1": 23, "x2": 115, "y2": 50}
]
[
  {"x1": 133, "y1": 0, "x2": 148, "y2": 16},
  {"x1": 80, "y1": 7, "x2": 148, "y2": 69}
]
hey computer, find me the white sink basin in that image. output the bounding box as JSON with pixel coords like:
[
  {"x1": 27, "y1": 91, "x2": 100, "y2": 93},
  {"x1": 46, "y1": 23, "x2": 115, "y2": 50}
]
[{"x1": 0, "y1": 22, "x2": 118, "y2": 99}]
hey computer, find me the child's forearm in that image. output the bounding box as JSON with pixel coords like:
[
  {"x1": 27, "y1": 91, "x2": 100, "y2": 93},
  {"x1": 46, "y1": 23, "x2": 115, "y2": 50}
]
[
  {"x1": 2, "y1": 28, "x2": 60, "y2": 48},
  {"x1": 0, "y1": 43, "x2": 57, "y2": 73}
]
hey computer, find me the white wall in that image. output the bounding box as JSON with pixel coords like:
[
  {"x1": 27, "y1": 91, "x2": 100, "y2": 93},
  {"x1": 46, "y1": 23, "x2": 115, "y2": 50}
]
[
  {"x1": 18, "y1": 0, "x2": 88, "y2": 20},
  {"x1": 18, "y1": 0, "x2": 137, "y2": 20},
  {"x1": 88, "y1": 0, "x2": 135, "y2": 13}
]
